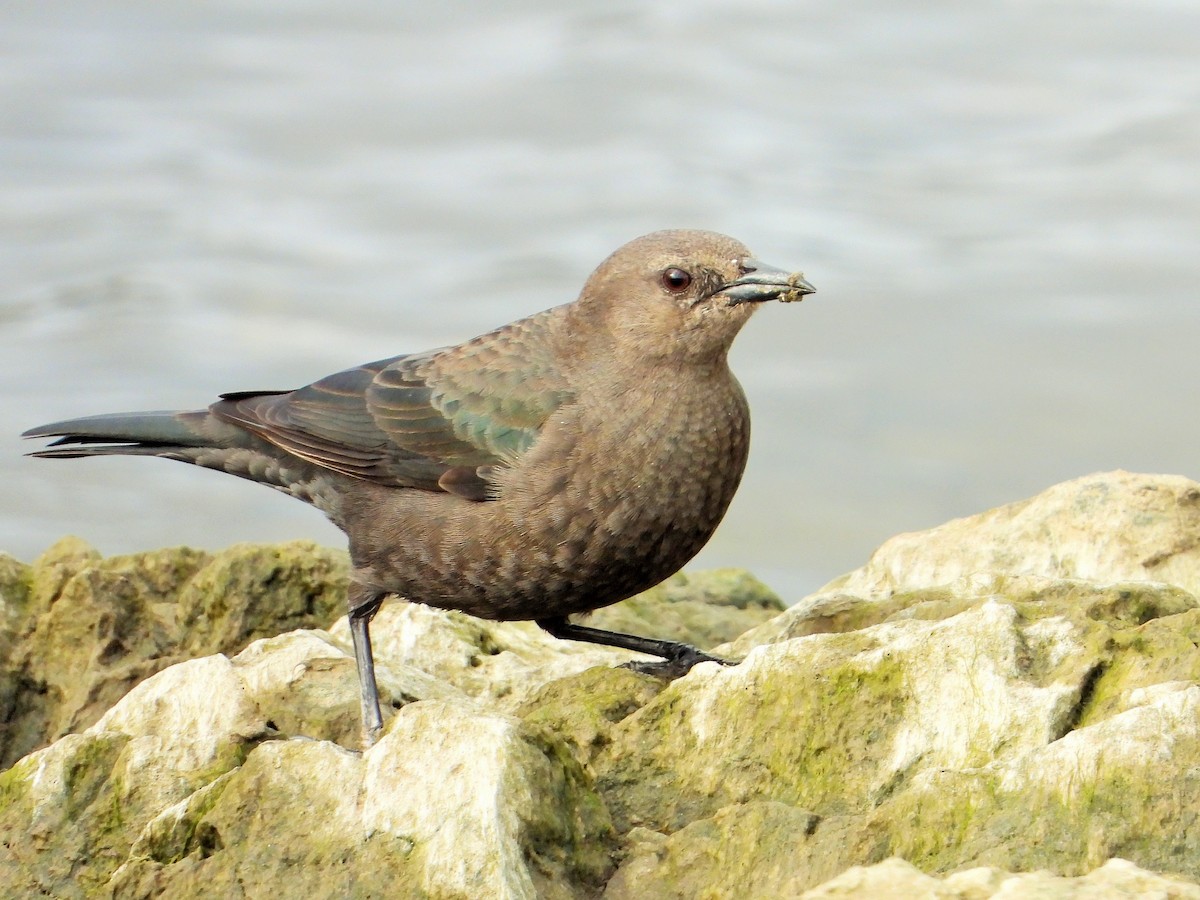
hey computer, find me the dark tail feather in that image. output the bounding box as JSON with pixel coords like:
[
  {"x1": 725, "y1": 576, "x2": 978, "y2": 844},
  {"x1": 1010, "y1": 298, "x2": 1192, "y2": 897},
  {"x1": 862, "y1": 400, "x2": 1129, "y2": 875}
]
[{"x1": 22, "y1": 410, "x2": 212, "y2": 459}]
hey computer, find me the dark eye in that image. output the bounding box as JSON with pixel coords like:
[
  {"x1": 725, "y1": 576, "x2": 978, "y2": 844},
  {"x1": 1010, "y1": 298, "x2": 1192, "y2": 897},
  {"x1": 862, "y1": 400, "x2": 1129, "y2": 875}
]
[{"x1": 660, "y1": 267, "x2": 692, "y2": 293}]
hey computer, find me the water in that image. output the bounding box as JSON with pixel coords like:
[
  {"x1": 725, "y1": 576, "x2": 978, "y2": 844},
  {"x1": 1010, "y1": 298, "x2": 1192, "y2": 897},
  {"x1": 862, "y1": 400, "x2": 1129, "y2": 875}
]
[{"x1": 3, "y1": 1, "x2": 1199, "y2": 601}]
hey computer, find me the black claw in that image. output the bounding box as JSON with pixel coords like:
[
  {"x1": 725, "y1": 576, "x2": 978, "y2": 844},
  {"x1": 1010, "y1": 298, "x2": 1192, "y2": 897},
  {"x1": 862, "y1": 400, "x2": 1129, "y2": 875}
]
[
  {"x1": 536, "y1": 617, "x2": 737, "y2": 680},
  {"x1": 622, "y1": 644, "x2": 735, "y2": 679}
]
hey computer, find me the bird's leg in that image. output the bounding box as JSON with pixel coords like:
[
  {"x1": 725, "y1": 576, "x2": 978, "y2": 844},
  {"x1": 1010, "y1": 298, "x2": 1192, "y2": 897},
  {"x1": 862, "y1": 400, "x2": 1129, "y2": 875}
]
[
  {"x1": 348, "y1": 584, "x2": 388, "y2": 749},
  {"x1": 536, "y1": 616, "x2": 734, "y2": 678}
]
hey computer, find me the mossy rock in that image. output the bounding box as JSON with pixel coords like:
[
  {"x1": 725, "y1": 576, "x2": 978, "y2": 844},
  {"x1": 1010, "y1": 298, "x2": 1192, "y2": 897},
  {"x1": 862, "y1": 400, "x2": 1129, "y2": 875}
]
[{"x1": 0, "y1": 540, "x2": 348, "y2": 770}]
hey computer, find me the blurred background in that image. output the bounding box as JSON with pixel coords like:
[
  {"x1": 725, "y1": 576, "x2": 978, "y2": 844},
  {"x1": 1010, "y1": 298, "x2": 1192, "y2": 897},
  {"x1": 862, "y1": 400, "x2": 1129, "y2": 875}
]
[{"x1": 3, "y1": 1, "x2": 1198, "y2": 602}]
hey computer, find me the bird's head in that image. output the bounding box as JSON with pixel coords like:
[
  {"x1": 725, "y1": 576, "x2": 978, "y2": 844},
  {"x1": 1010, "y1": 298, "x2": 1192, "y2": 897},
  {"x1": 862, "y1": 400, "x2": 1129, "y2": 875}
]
[{"x1": 576, "y1": 229, "x2": 814, "y2": 364}]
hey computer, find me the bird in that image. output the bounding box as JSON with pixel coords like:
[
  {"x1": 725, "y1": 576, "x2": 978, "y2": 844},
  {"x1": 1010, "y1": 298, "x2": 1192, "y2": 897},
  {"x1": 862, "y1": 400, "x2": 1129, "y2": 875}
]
[{"x1": 24, "y1": 229, "x2": 815, "y2": 746}]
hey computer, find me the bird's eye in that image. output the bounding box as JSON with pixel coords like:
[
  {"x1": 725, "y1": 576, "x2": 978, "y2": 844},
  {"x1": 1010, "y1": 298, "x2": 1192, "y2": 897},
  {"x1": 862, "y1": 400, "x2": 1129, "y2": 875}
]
[{"x1": 660, "y1": 267, "x2": 693, "y2": 293}]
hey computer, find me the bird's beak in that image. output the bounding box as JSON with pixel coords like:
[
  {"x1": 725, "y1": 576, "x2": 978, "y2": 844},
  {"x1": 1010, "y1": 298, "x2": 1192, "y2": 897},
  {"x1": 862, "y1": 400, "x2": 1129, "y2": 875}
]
[{"x1": 717, "y1": 259, "x2": 816, "y2": 305}]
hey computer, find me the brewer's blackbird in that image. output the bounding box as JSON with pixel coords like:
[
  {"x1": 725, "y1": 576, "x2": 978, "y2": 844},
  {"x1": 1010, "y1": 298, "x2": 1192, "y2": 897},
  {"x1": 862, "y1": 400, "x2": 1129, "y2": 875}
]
[{"x1": 24, "y1": 229, "x2": 814, "y2": 745}]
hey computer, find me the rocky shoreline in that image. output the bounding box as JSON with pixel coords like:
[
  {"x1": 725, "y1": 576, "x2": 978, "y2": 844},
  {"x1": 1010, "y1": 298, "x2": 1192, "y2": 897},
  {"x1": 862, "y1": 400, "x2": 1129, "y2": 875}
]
[{"x1": 3, "y1": 471, "x2": 1200, "y2": 898}]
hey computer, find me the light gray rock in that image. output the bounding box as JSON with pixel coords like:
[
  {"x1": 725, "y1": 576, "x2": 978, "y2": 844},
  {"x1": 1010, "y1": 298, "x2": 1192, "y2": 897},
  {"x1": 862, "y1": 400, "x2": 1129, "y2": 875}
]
[
  {"x1": 0, "y1": 539, "x2": 348, "y2": 769},
  {"x1": 5, "y1": 471, "x2": 1200, "y2": 897},
  {"x1": 798, "y1": 857, "x2": 1200, "y2": 899},
  {"x1": 3, "y1": 650, "x2": 612, "y2": 898},
  {"x1": 728, "y1": 470, "x2": 1200, "y2": 653}
]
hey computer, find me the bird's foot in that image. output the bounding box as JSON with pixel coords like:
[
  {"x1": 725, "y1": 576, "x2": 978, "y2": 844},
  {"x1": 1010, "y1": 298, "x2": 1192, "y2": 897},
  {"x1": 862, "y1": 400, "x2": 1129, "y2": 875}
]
[{"x1": 622, "y1": 643, "x2": 736, "y2": 679}]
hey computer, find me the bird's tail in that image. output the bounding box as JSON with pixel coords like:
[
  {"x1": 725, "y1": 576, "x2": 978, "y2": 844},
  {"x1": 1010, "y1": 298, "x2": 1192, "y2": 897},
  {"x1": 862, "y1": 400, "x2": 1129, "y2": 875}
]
[
  {"x1": 22, "y1": 410, "x2": 215, "y2": 459},
  {"x1": 22, "y1": 407, "x2": 331, "y2": 510}
]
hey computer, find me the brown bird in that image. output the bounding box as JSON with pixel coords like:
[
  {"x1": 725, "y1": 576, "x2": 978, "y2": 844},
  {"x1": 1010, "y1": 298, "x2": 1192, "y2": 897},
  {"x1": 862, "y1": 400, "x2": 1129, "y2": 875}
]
[{"x1": 23, "y1": 229, "x2": 814, "y2": 745}]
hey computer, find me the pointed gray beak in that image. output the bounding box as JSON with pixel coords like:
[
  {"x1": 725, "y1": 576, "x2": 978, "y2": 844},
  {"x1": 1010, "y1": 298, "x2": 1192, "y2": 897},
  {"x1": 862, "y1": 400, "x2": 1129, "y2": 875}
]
[{"x1": 718, "y1": 259, "x2": 816, "y2": 305}]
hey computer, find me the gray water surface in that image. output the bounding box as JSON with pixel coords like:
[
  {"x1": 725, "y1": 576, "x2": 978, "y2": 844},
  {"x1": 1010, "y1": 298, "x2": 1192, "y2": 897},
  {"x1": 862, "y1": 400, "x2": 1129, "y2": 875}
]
[{"x1": 4, "y1": 1, "x2": 1199, "y2": 600}]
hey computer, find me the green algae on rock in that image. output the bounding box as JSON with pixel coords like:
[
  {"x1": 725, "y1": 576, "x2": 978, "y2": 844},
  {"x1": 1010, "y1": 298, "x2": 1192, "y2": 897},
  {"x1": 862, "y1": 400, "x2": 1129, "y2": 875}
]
[
  {"x1": 0, "y1": 539, "x2": 349, "y2": 771},
  {"x1": 5, "y1": 472, "x2": 1200, "y2": 897}
]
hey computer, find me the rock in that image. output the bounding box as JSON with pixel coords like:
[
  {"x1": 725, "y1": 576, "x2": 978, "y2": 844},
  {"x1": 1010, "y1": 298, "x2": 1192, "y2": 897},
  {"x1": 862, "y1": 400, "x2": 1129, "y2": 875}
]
[
  {"x1": 1, "y1": 635, "x2": 610, "y2": 898},
  {"x1": 5, "y1": 471, "x2": 1200, "y2": 897},
  {"x1": 0, "y1": 539, "x2": 348, "y2": 770},
  {"x1": 797, "y1": 857, "x2": 1200, "y2": 899},
  {"x1": 727, "y1": 470, "x2": 1200, "y2": 653},
  {"x1": 603, "y1": 803, "x2": 827, "y2": 899},
  {"x1": 105, "y1": 702, "x2": 613, "y2": 900},
  {"x1": 0, "y1": 536, "x2": 770, "y2": 896}
]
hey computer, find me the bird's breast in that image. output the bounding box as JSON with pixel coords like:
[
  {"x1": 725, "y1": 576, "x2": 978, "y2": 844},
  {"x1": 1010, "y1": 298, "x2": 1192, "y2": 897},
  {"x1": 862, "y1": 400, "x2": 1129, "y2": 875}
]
[{"x1": 485, "y1": 368, "x2": 752, "y2": 610}]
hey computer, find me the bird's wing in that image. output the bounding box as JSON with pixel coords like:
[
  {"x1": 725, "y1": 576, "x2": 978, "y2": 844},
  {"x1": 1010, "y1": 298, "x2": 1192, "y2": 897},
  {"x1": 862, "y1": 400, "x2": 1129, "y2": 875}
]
[{"x1": 210, "y1": 313, "x2": 573, "y2": 499}]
